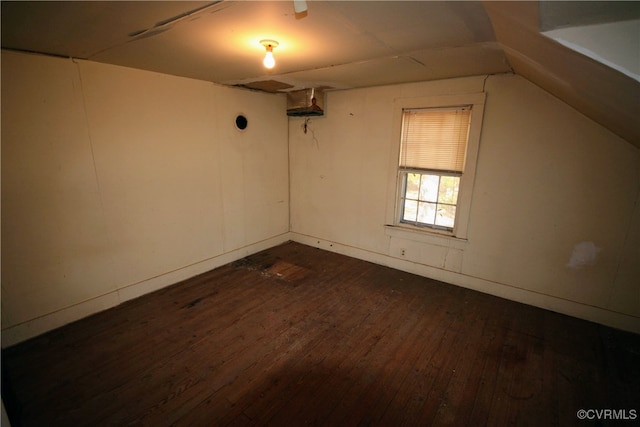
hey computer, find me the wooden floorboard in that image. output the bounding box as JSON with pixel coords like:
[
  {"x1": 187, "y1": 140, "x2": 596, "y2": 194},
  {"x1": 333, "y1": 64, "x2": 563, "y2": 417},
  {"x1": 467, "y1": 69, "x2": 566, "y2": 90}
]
[{"x1": 2, "y1": 241, "x2": 639, "y2": 426}]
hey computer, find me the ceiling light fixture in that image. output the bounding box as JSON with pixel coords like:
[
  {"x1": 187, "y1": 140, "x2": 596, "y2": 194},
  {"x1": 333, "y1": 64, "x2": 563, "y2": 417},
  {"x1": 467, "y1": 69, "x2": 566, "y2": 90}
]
[{"x1": 260, "y1": 39, "x2": 279, "y2": 69}]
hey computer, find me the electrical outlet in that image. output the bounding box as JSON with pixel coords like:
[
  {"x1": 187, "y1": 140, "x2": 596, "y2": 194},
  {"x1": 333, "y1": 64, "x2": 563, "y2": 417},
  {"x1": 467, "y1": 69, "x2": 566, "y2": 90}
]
[{"x1": 401, "y1": 248, "x2": 406, "y2": 256}]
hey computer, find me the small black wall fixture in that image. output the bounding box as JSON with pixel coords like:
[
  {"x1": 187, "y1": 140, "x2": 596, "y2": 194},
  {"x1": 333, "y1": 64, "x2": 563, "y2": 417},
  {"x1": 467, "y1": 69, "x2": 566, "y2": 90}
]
[{"x1": 235, "y1": 114, "x2": 248, "y2": 131}]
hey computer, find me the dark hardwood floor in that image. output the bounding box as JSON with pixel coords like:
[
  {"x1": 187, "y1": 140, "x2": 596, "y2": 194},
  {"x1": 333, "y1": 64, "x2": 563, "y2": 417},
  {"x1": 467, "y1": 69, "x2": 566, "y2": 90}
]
[{"x1": 2, "y1": 241, "x2": 639, "y2": 426}]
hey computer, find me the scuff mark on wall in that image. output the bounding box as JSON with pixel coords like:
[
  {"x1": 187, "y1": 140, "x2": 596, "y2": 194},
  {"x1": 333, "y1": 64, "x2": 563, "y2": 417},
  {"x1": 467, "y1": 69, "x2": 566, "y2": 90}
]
[{"x1": 566, "y1": 241, "x2": 601, "y2": 269}]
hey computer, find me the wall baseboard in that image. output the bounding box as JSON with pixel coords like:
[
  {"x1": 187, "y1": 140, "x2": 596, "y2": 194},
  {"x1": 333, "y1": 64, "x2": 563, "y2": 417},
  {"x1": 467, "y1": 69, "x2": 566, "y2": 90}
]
[
  {"x1": 4, "y1": 231, "x2": 636, "y2": 348},
  {"x1": 1, "y1": 233, "x2": 292, "y2": 348},
  {"x1": 290, "y1": 233, "x2": 640, "y2": 334}
]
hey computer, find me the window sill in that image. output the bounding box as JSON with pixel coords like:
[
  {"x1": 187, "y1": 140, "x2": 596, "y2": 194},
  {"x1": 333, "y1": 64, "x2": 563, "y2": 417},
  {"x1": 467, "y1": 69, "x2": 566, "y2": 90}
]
[{"x1": 384, "y1": 224, "x2": 468, "y2": 249}]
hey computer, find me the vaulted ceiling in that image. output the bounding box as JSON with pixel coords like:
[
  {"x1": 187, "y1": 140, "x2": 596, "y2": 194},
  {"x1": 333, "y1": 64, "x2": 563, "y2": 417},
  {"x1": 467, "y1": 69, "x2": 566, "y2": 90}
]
[{"x1": 2, "y1": 1, "x2": 639, "y2": 146}]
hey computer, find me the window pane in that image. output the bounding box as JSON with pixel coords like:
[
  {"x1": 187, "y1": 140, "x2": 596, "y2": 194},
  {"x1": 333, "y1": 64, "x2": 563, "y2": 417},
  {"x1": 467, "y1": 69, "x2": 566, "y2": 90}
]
[
  {"x1": 405, "y1": 173, "x2": 420, "y2": 200},
  {"x1": 435, "y1": 204, "x2": 456, "y2": 229},
  {"x1": 419, "y1": 174, "x2": 439, "y2": 202},
  {"x1": 438, "y1": 176, "x2": 460, "y2": 204},
  {"x1": 417, "y1": 202, "x2": 436, "y2": 225},
  {"x1": 403, "y1": 199, "x2": 418, "y2": 222}
]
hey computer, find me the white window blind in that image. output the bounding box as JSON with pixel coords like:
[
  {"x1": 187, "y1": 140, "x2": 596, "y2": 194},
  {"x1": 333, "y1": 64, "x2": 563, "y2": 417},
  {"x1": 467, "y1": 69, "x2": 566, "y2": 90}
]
[{"x1": 399, "y1": 107, "x2": 471, "y2": 172}]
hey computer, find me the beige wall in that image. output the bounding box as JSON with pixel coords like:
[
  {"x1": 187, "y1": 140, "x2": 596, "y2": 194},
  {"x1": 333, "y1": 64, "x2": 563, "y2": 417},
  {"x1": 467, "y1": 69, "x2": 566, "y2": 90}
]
[
  {"x1": 1, "y1": 51, "x2": 290, "y2": 346},
  {"x1": 289, "y1": 74, "x2": 640, "y2": 333},
  {"x1": 2, "y1": 50, "x2": 638, "y2": 346}
]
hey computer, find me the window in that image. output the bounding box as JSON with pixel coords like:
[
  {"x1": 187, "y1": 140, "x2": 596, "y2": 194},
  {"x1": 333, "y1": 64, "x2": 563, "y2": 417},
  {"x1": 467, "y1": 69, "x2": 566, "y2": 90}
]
[
  {"x1": 386, "y1": 93, "x2": 485, "y2": 240},
  {"x1": 401, "y1": 171, "x2": 461, "y2": 230},
  {"x1": 399, "y1": 107, "x2": 470, "y2": 232}
]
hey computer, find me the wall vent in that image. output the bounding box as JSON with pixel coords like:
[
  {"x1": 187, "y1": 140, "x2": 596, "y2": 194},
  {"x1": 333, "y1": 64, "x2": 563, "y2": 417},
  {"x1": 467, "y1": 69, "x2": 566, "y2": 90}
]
[{"x1": 286, "y1": 88, "x2": 324, "y2": 116}]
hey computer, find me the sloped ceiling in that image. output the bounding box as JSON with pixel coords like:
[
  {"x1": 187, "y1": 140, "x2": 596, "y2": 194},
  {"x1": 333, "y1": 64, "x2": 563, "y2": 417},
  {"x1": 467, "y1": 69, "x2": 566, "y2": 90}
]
[
  {"x1": 483, "y1": 1, "x2": 640, "y2": 146},
  {"x1": 2, "y1": 1, "x2": 639, "y2": 146}
]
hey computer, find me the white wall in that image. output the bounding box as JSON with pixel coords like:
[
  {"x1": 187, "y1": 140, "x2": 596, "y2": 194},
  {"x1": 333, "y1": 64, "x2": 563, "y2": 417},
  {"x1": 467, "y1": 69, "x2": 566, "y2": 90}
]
[
  {"x1": 1, "y1": 51, "x2": 290, "y2": 346},
  {"x1": 289, "y1": 74, "x2": 640, "y2": 333},
  {"x1": 2, "y1": 50, "x2": 638, "y2": 346}
]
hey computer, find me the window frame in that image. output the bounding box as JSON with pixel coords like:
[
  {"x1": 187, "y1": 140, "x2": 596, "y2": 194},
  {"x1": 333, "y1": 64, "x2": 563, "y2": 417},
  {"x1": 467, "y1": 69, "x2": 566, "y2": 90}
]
[{"x1": 385, "y1": 93, "x2": 486, "y2": 241}]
